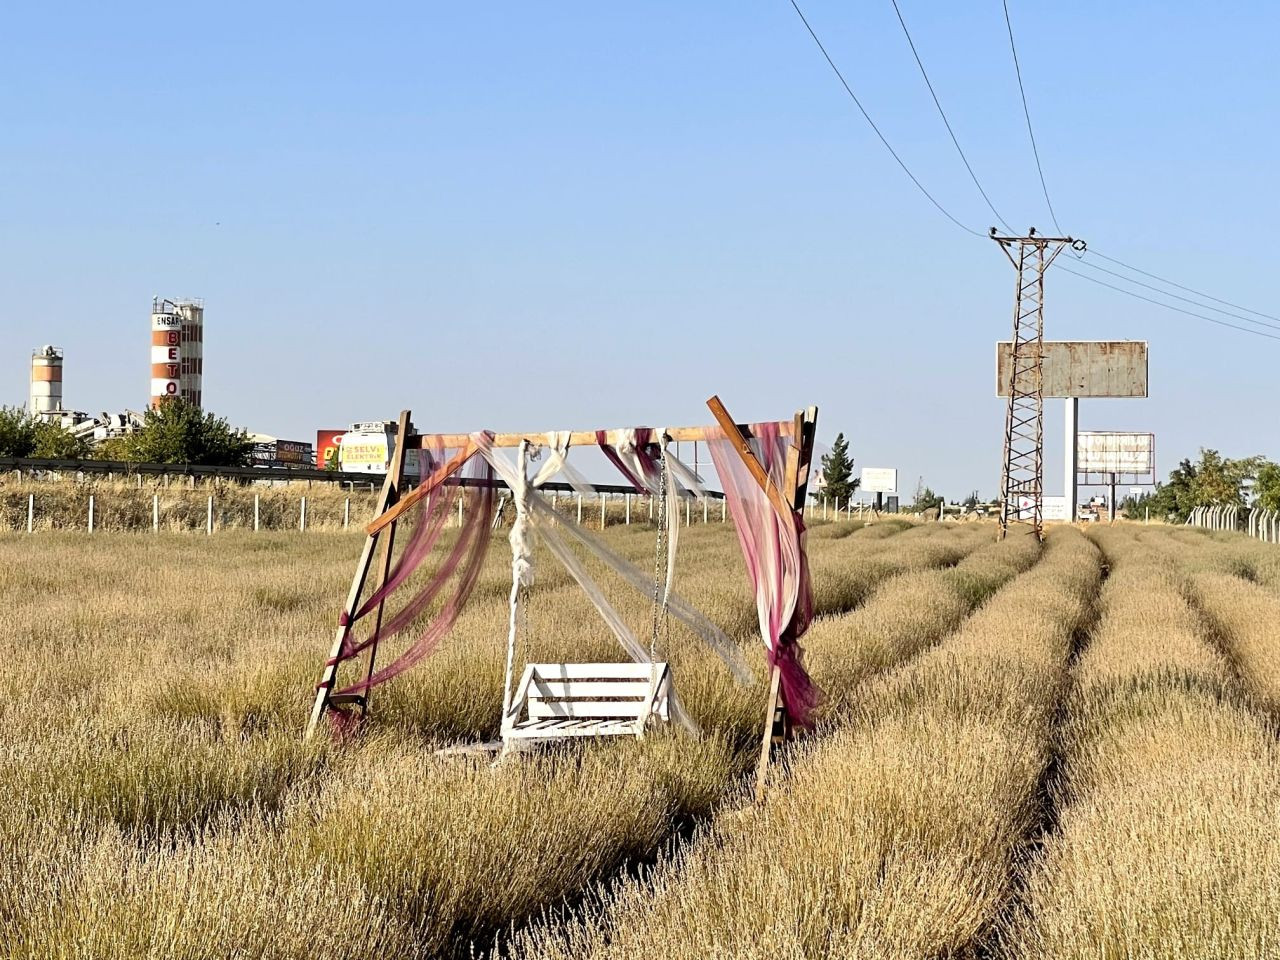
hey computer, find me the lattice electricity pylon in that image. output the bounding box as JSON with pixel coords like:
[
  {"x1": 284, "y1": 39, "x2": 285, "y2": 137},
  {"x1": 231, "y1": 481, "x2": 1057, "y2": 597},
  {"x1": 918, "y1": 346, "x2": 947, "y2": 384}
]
[{"x1": 992, "y1": 229, "x2": 1083, "y2": 539}]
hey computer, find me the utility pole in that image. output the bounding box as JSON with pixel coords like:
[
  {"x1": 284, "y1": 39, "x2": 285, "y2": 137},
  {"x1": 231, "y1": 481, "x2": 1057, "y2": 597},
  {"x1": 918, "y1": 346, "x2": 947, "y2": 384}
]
[{"x1": 992, "y1": 228, "x2": 1084, "y2": 540}]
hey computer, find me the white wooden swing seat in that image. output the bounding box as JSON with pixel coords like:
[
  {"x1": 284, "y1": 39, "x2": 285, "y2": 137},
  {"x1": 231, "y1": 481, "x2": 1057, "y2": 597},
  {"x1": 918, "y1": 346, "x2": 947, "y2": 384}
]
[{"x1": 501, "y1": 662, "x2": 672, "y2": 744}]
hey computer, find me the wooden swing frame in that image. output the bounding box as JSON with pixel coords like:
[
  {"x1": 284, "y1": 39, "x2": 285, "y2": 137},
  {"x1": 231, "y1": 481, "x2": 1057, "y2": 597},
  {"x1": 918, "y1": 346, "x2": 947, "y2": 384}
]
[{"x1": 305, "y1": 398, "x2": 818, "y2": 798}]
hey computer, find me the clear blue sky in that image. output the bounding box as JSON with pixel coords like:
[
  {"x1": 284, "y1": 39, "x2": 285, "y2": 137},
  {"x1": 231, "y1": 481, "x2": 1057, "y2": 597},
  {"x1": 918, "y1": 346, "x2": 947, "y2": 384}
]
[{"x1": 4, "y1": 1, "x2": 1277, "y2": 498}]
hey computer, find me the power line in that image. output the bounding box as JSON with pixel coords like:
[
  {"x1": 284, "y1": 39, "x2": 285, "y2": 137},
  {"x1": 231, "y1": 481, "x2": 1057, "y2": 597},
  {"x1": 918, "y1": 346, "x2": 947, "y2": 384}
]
[
  {"x1": 785, "y1": 0, "x2": 984, "y2": 237},
  {"x1": 783, "y1": 0, "x2": 1278, "y2": 347},
  {"x1": 1001, "y1": 0, "x2": 1063, "y2": 234},
  {"x1": 888, "y1": 0, "x2": 1013, "y2": 232},
  {"x1": 1073, "y1": 256, "x2": 1280, "y2": 333},
  {"x1": 1059, "y1": 265, "x2": 1280, "y2": 342},
  {"x1": 1088, "y1": 248, "x2": 1280, "y2": 324}
]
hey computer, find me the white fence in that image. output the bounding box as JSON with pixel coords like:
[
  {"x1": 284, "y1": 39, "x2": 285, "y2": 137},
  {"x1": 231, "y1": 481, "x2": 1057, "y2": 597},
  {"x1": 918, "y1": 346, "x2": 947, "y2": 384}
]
[
  {"x1": 9, "y1": 484, "x2": 883, "y2": 534},
  {"x1": 1187, "y1": 504, "x2": 1280, "y2": 543},
  {"x1": 1247, "y1": 507, "x2": 1280, "y2": 544}
]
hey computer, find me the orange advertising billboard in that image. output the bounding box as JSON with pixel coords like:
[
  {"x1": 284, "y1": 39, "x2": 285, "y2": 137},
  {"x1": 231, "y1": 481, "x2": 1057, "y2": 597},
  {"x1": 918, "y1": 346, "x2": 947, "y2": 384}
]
[{"x1": 316, "y1": 429, "x2": 345, "y2": 469}]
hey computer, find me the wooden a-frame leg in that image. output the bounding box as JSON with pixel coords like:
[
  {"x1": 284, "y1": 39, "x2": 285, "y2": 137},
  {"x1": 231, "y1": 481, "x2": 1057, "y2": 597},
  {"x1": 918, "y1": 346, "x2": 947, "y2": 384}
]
[
  {"x1": 754, "y1": 662, "x2": 788, "y2": 801},
  {"x1": 359, "y1": 410, "x2": 413, "y2": 716},
  {"x1": 305, "y1": 410, "x2": 411, "y2": 739}
]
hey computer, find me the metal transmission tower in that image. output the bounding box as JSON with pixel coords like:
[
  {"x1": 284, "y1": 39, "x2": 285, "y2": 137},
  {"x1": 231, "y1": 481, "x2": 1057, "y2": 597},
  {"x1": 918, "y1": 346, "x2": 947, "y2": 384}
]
[{"x1": 992, "y1": 229, "x2": 1084, "y2": 539}]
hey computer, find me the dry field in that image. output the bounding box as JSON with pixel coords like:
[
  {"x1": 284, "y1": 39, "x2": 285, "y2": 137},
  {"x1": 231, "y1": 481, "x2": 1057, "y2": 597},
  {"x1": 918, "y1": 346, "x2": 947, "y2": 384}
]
[{"x1": 2, "y1": 516, "x2": 1279, "y2": 958}]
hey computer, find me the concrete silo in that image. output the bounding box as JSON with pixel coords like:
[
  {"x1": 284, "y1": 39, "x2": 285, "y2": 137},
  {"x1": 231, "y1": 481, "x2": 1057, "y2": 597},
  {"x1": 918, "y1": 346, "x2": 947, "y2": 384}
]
[
  {"x1": 29, "y1": 345, "x2": 64, "y2": 414},
  {"x1": 150, "y1": 298, "x2": 183, "y2": 408}
]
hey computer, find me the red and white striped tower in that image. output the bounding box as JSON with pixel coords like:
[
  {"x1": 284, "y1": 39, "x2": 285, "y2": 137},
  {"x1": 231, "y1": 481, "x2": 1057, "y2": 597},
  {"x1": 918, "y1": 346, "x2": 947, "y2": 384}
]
[
  {"x1": 29, "y1": 345, "x2": 64, "y2": 414},
  {"x1": 177, "y1": 300, "x2": 204, "y2": 408},
  {"x1": 150, "y1": 298, "x2": 183, "y2": 408}
]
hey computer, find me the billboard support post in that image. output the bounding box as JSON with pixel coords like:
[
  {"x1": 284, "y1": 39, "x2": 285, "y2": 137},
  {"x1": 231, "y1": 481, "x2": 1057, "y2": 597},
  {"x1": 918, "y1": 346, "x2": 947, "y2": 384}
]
[
  {"x1": 996, "y1": 340, "x2": 1149, "y2": 528},
  {"x1": 1065, "y1": 398, "x2": 1078, "y2": 521}
]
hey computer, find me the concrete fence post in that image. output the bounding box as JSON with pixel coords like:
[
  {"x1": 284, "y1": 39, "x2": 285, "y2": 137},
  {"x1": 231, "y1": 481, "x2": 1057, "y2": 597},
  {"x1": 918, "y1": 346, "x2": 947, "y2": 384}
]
[
  {"x1": 344, "y1": 497, "x2": 350, "y2": 529},
  {"x1": 600, "y1": 493, "x2": 607, "y2": 530},
  {"x1": 153, "y1": 494, "x2": 159, "y2": 533},
  {"x1": 207, "y1": 495, "x2": 214, "y2": 535},
  {"x1": 625, "y1": 493, "x2": 631, "y2": 525},
  {"x1": 722, "y1": 498, "x2": 727, "y2": 523},
  {"x1": 577, "y1": 494, "x2": 583, "y2": 525},
  {"x1": 88, "y1": 495, "x2": 95, "y2": 533},
  {"x1": 254, "y1": 494, "x2": 260, "y2": 532},
  {"x1": 702, "y1": 497, "x2": 708, "y2": 524},
  {"x1": 27, "y1": 494, "x2": 34, "y2": 533},
  {"x1": 300, "y1": 497, "x2": 307, "y2": 532}
]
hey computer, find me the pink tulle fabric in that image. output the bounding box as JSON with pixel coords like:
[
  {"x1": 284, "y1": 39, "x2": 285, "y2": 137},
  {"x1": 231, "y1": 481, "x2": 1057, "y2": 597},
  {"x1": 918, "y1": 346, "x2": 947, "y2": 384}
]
[
  {"x1": 706, "y1": 422, "x2": 819, "y2": 726},
  {"x1": 327, "y1": 445, "x2": 497, "y2": 718}
]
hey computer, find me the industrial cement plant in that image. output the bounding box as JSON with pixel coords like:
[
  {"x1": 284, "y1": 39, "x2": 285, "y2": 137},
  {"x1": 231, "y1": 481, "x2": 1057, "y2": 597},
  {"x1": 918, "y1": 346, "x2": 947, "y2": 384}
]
[
  {"x1": 24, "y1": 297, "x2": 208, "y2": 448},
  {"x1": 21, "y1": 298, "x2": 408, "y2": 473}
]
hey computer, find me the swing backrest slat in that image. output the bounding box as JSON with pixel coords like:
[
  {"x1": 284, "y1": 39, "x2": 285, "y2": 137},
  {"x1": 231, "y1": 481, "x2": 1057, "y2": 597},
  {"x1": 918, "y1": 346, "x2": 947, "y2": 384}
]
[{"x1": 510, "y1": 662, "x2": 670, "y2": 724}]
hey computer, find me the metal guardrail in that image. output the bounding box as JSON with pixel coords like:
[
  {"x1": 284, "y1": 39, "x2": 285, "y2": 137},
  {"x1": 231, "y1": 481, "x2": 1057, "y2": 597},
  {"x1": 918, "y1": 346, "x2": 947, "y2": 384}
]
[
  {"x1": 0, "y1": 456, "x2": 724, "y2": 498},
  {"x1": 1, "y1": 455, "x2": 369, "y2": 485}
]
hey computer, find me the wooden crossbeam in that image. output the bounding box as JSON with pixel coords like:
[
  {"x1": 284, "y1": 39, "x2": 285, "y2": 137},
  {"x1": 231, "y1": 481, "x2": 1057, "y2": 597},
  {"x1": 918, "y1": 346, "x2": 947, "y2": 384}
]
[
  {"x1": 403, "y1": 422, "x2": 793, "y2": 451},
  {"x1": 365, "y1": 441, "x2": 477, "y2": 537},
  {"x1": 371, "y1": 417, "x2": 795, "y2": 537}
]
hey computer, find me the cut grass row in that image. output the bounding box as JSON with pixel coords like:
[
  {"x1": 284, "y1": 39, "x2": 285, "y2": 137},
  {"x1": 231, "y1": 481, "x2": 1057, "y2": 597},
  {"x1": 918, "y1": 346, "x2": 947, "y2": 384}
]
[
  {"x1": 0, "y1": 521, "x2": 1001, "y2": 959},
  {"x1": 508, "y1": 527, "x2": 1097, "y2": 959},
  {"x1": 997, "y1": 524, "x2": 1280, "y2": 958}
]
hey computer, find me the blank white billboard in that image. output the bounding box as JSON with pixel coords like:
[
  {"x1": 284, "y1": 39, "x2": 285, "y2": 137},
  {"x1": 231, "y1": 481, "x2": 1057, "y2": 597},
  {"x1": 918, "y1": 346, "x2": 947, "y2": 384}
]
[
  {"x1": 996, "y1": 341, "x2": 1148, "y2": 398},
  {"x1": 861, "y1": 467, "x2": 898, "y2": 493},
  {"x1": 1078, "y1": 432, "x2": 1155, "y2": 475}
]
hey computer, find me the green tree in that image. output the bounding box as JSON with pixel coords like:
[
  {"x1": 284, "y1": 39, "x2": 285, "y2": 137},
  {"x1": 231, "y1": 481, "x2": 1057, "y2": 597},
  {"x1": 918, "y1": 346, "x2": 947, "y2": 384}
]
[
  {"x1": 816, "y1": 432, "x2": 857, "y2": 503},
  {"x1": 1189, "y1": 449, "x2": 1261, "y2": 507},
  {"x1": 31, "y1": 420, "x2": 90, "y2": 459},
  {"x1": 1146, "y1": 449, "x2": 1264, "y2": 522},
  {"x1": 1118, "y1": 490, "x2": 1153, "y2": 518},
  {"x1": 1146, "y1": 458, "x2": 1197, "y2": 522},
  {"x1": 0, "y1": 406, "x2": 88, "y2": 459},
  {"x1": 0, "y1": 406, "x2": 38, "y2": 456},
  {"x1": 908, "y1": 484, "x2": 944, "y2": 513},
  {"x1": 1254, "y1": 461, "x2": 1280, "y2": 511},
  {"x1": 94, "y1": 435, "x2": 133, "y2": 462},
  {"x1": 112, "y1": 400, "x2": 254, "y2": 466}
]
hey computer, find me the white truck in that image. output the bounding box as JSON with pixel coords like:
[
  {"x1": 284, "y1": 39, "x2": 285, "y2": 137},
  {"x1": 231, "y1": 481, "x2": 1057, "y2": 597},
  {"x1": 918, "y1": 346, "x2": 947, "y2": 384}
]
[{"x1": 337, "y1": 421, "x2": 423, "y2": 478}]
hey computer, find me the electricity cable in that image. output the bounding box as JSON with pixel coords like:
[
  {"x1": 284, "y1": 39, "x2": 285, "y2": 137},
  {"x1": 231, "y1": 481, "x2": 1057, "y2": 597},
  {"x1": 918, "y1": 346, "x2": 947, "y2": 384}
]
[
  {"x1": 1072, "y1": 257, "x2": 1280, "y2": 333},
  {"x1": 786, "y1": 0, "x2": 984, "y2": 237},
  {"x1": 784, "y1": 0, "x2": 1278, "y2": 344},
  {"x1": 1002, "y1": 0, "x2": 1064, "y2": 234},
  {"x1": 1059, "y1": 265, "x2": 1280, "y2": 342},
  {"x1": 1087, "y1": 249, "x2": 1280, "y2": 325},
  {"x1": 889, "y1": 0, "x2": 1013, "y2": 232}
]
